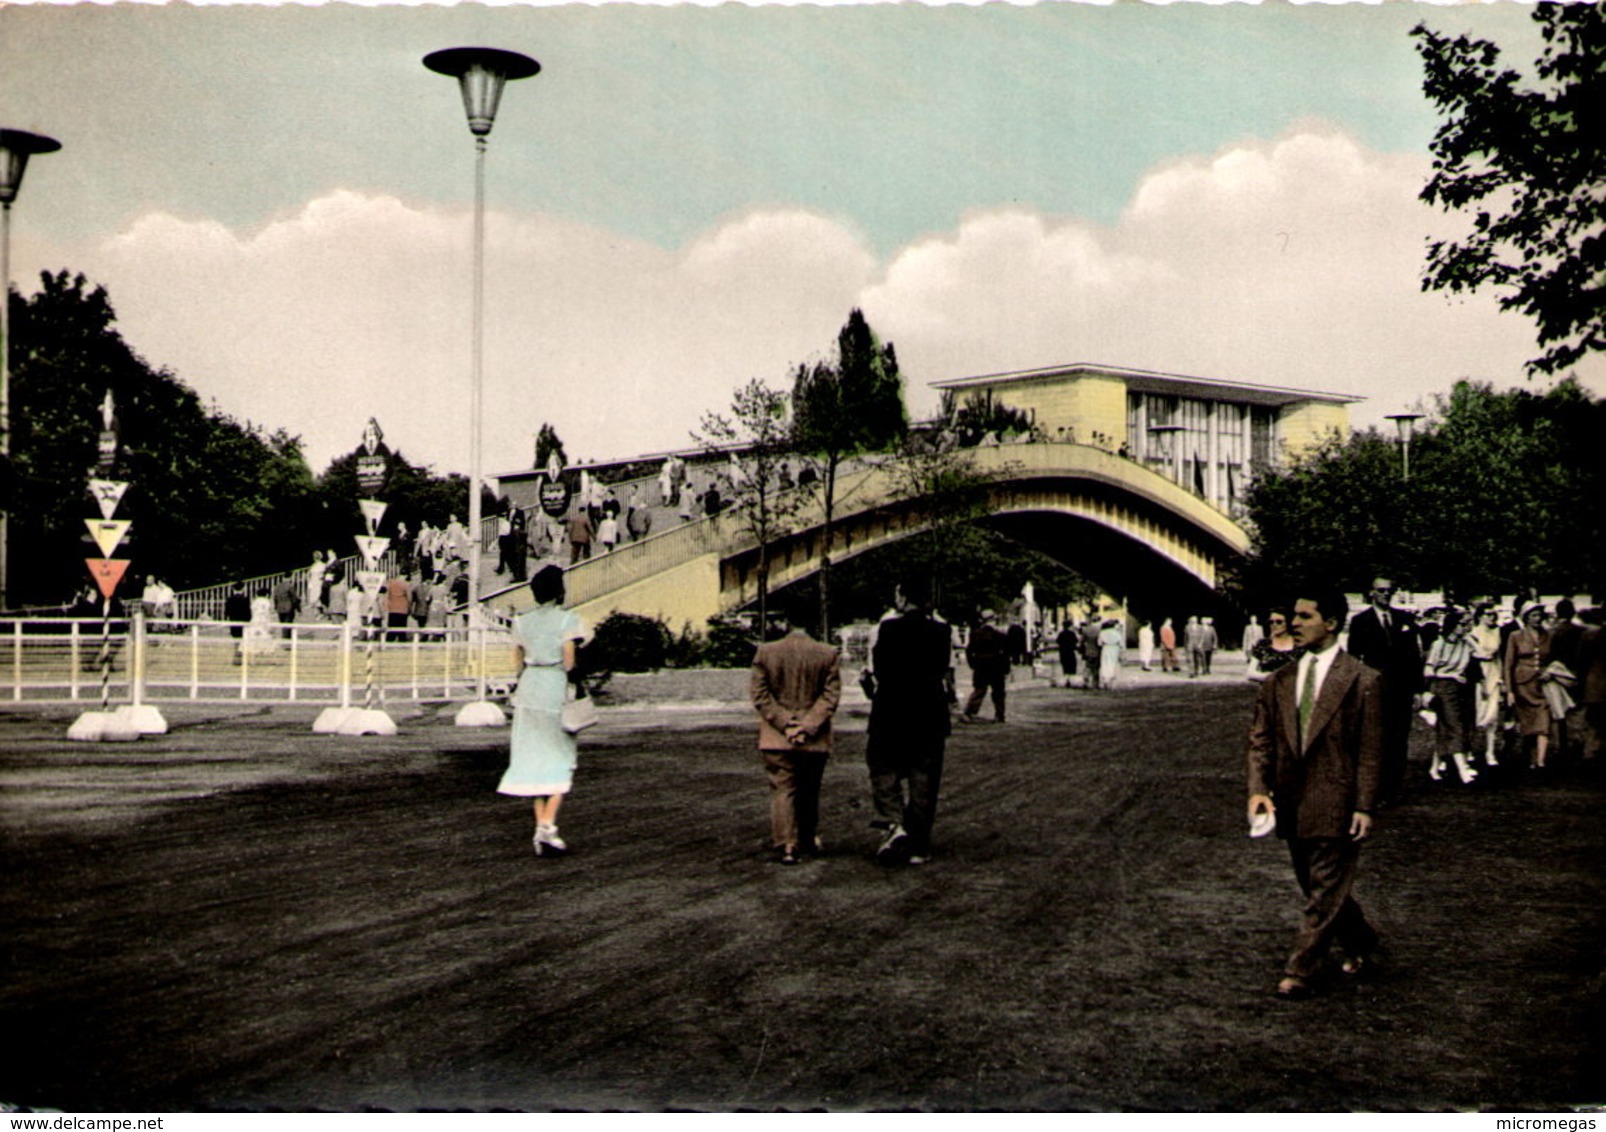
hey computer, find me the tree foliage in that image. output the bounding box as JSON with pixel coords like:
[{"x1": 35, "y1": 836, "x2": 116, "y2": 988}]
[
  {"x1": 5, "y1": 271, "x2": 319, "y2": 604},
  {"x1": 694, "y1": 378, "x2": 804, "y2": 633},
  {"x1": 1414, "y1": 4, "x2": 1606, "y2": 375},
  {"x1": 790, "y1": 308, "x2": 908, "y2": 637},
  {"x1": 1243, "y1": 379, "x2": 1605, "y2": 602},
  {"x1": 533, "y1": 422, "x2": 568, "y2": 472},
  {"x1": 941, "y1": 388, "x2": 1035, "y2": 446}
]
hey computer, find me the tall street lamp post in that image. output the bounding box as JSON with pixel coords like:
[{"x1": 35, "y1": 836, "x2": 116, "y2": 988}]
[
  {"x1": 1386, "y1": 412, "x2": 1424, "y2": 481},
  {"x1": 0, "y1": 127, "x2": 62, "y2": 610},
  {"x1": 423, "y1": 47, "x2": 539, "y2": 726}
]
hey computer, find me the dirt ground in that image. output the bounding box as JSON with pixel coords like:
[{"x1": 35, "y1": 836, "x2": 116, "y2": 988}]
[{"x1": 1, "y1": 669, "x2": 1602, "y2": 1112}]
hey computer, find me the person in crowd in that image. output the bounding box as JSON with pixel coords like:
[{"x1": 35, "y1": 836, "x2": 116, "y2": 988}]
[
  {"x1": 704, "y1": 482, "x2": 723, "y2": 518},
  {"x1": 1137, "y1": 620, "x2": 1156, "y2": 673},
  {"x1": 1247, "y1": 584, "x2": 1383, "y2": 1000},
  {"x1": 495, "y1": 510, "x2": 514, "y2": 576},
  {"x1": 1159, "y1": 617, "x2": 1178, "y2": 674},
  {"x1": 1185, "y1": 616, "x2": 1205, "y2": 678},
  {"x1": 597, "y1": 511, "x2": 620, "y2": 554},
  {"x1": 224, "y1": 580, "x2": 251, "y2": 663},
  {"x1": 498, "y1": 564, "x2": 590, "y2": 857},
  {"x1": 1073, "y1": 615, "x2": 1097, "y2": 690},
  {"x1": 305, "y1": 551, "x2": 327, "y2": 619},
  {"x1": 444, "y1": 515, "x2": 470, "y2": 568},
  {"x1": 327, "y1": 571, "x2": 349, "y2": 626},
  {"x1": 1424, "y1": 608, "x2": 1479, "y2": 784},
  {"x1": 382, "y1": 573, "x2": 412, "y2": 641},
  {"x1": 1547, "y1": 598, "x2": 1586, "y2": 759},
  {"x1": 1097, "y1": 619, "x2": 1125, "y2": 689},
  {"x1": 1242, "y1": 615, "x2": 1265, "y2": 662},
  {"x1": 659, "y1": 458, "x2": 675, "y2": 506},
  {"x1": 425, "y1": 572, "x2": 451, "y2": 632},
  {"x1": 962, "y1": 609, "x2": 1010, "y2": 722},
  {"x1": 271, "y1": 573, "x2": 301, "y2": 638},
  {"x1": 1249, "y1": 606, "x2": 1304, "y2": 680},
  {"x1": 1199, "y1": 616, "x2": 1219, "y2": 675},
  {"x1": 508, "y1": 508, "x2": 529, "y2": 582},
  {"x1": 862, "y1": 576, "x2": 954, "y2": 867},
  {"x1": 1503, "y1": 601, "x2": 1553, "y2": 769},
  {"x1": 1056, "y1": 621, "x2": 1080, "y2": 688},
  {"x1": 750, "y1": 621, "x2": 842, "y2": 866},
  {"x1": 1007, "y1": 620, "x2": 1028, "y2": 667},
  {"x1": 567, "y1": 507, "x2": 595, "y2": 565},
  {"x1": 1577, "y1": 608, "x2": 1606, "y2": 761},
  {"x1": 416, "y1": 523, "x2": 437, "y2": 583},
  {"x1": 1468, "y1": 603, "x2": 1505, "y2": 768},
  {"x1": 407, "y1": 570, "x2": 432, "y2": 629},
  {"x1": 1344, "y1": 575, "x2": 1424, "y2": 806},
  {"x1": 626, "y1": 489, "x2": 652, "y2": 543}
]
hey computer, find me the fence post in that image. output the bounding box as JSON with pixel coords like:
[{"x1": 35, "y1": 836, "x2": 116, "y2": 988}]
[
  {"x1": 340, "y1": 619, "x2": 353, "y2": 710},
  {"x1": 10, "y1": 620, "x2": 20, "y2": 702}
]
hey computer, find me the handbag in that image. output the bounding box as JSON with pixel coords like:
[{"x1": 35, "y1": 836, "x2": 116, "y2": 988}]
[{"x1": 562, "y1": 681, "x2": 598, "y2": 734}]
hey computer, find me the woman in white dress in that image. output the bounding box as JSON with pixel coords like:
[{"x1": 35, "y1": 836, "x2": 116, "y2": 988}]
[{"x1": 499, "y1": 565, "x2": 588, "y2": 855}]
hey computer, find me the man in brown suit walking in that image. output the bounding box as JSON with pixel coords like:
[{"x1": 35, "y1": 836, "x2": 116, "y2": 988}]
[
  {"x1": 751, "y1": 623, "x2": 842, "y2": 865},
  {"x1": 1247, "y1": 584, "x2": 1384, "y2": 999}
]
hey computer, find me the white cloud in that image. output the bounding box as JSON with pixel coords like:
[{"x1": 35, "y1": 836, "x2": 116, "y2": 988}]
[{"x1": 13, "y1": 122, "x2": 1600, "y2": 483}]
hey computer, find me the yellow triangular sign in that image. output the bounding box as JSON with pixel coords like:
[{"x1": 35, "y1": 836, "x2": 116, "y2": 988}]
[{"x1": 85, "y1": 519, "x2": 133, "y2": 558}]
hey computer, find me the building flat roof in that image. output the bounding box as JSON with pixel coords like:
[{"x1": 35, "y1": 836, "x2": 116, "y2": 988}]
[{"x1": 930, "y1": 362, "x2": 1362, "y2": 408}]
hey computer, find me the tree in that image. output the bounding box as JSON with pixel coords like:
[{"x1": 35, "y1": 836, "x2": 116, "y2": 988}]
[
  {"x1": 790, "y1": 308, "x2": 908, "y2": 638},
  {"x1": 533, "y1": 422, "x2": 568, "y2": 473},
  {"x1": 941, "y1": 388, "x2": 1035, "y2": 447},
  {"x1": 1413, "y1": 5, "x2": 1606, "y2": 375},
  {"x1": 1242, "y1": 379, "x2": 1605, "y2": 602},
  {"x1": 6, "y1": 271, "x2": 319, "y2": 604},
  {"x1": 880, "y1": 429, "x2": 1008, "y2": 616},
  {"x1": 314, "y1": 443, "x2": 473, "y2": 555},
  {"x1": 694, "y1": 379, "x2": 804, "y2": 635}
]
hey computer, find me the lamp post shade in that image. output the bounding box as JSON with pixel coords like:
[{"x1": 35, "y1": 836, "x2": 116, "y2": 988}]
[
  {"x1": 0, "y1": 128, "x2": 62, "y2": 205},
  {"x1": 423, "y1": 47, "x2": 540, "y2": 138}
]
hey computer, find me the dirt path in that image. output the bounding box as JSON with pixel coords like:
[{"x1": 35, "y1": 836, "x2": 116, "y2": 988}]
[{"x1": 2, "y1": 679, "x2": 1601, "y2": 1111}]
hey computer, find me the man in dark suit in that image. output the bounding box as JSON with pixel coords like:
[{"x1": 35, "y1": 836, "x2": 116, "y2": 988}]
[
  {"x1": 751, "y1": 623, "x2": 842, "y2": 866},
  {"x1": 1248, "y1": 584, "x2": 1384, "y2": 999},
  {"x1": 1343, "y1": 575, "x2": 1423, "y2": 804},
  {"x1": 962, "y1": 609, "x2": 1010, "y2": 721},
  {"x1": 863, "y1": 579, "x2": 954, "y2": 866}
]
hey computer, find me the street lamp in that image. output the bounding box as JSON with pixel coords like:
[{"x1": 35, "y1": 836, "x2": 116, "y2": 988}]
[
  {"x1": 424, "y1": 47, "x2": 539, "y2": 725},
  {"x1": 0, "y1": 127, "x2": 62, "y2": 610},
  {"x1": 1385, "y1": 413, "x2": 1424, "y2": 481}
]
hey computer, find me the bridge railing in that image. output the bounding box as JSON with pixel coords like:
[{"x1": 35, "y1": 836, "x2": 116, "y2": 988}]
[{"x1": 0, "y1": 611, "x2": 518, "y2": 707}]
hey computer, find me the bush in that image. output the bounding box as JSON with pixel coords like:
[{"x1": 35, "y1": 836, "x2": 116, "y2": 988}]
[
  {"x1": 701, "y1": 619, "x2": 758, "y2": 668},
  {"x1": 586, "y1": 612, "x2": 674, "y2": 673}
]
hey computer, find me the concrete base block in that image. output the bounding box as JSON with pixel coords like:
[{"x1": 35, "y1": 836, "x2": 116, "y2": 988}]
[
  {"x1": 116, "y1": 704, "x2": 169, "y2": 735},
  {"x1": 455, "y1": 700, "x2": 507, "y2": 728},
  {"x1": 338, "y1": 709, "x2": 398, "y2": 737},
  {"x1": 67, "y1": 711, "x2": 142, "y2": 742},
  {"x1": 312, "y1": 707, "x2": 356, "y2": 734}
]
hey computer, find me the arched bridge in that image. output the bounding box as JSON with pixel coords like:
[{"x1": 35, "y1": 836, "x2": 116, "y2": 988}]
[{"x1": 487, "y1": 443, "x2": 1251, "y2": 628}]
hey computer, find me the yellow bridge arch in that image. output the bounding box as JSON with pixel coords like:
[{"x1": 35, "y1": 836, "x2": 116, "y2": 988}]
[{"x1": 487, "y1": 443, "x2": 1251, "y2": 629}]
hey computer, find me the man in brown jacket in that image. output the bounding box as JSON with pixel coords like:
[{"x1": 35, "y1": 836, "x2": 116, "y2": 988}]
[
  {"x1": 751, "y1": 624, "x2": 843, "y2": 865},
  {"x1": 1247, "y1": 584, "x2": 1384, "y2": 999}
]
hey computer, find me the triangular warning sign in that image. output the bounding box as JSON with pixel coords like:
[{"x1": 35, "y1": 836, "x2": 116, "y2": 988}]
[
  {"x1": 355, "y1": 569, "x2": 385, "y2": 594},
  {"x1": 354, "y1": 535, "x2": 390, "y2": 565},
  {"x1": 84, "y1": 519, "x2": 133, "y2": 558},
  {"x1": 85, "y1": 558, "x2": 131, "y2": 600},
  {"x1": 359, "y1": 499, "x2": 388, "y2": 534},
  {"x1": 87, "y1": 479, "x2": 129, "y2": 521}
]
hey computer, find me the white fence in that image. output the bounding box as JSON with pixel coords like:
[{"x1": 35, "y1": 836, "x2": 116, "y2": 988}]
[{"x1": 0, "y1": 610, "x2": 518, "y2": 708}]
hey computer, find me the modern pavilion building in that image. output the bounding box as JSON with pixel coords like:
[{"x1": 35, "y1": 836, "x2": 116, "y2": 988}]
[{"x1": 930, "y1": 362, "x2": 1360, "y2": 517}]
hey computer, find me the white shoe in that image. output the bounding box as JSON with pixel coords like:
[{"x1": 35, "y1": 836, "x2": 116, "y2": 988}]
[
  {"x1": 876, "y1": 824, "x2": 909, "y2": 864},
  {"x1": 1453, "y1": 753, "x2": 1478, "y2": 784},
  {"x1": 537, "y1": 823, "x2": 567, "y2": 854},
  {"x1": 1429, "y1": 757, "x2": 1445, "y2": 782}
]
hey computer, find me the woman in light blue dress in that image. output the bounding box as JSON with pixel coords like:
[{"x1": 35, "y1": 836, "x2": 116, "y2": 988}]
[
  {"x1": 1097, "y1": 620, "x2": 1125, "y2": 689},
  {"x1": 498, "y1": 564, "x2": 588, "y2": 856}
]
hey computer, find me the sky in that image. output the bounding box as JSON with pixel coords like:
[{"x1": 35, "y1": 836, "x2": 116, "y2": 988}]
[{"x1": 2, "y1": 0, "x2": 1599, "y2": 481}]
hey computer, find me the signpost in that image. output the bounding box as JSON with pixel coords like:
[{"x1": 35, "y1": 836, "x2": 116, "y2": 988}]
[
  {"x1": 315, "y1": 420, "x2": 397, "y2": 736},
  {"x1": 67, "y1": 391, "x2": 164, "y2": 740}
]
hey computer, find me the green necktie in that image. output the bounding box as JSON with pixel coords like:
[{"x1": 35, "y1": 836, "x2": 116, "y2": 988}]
[{"x1": 1299, "y1": 659, "x2": 1318, "y2": 746}]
